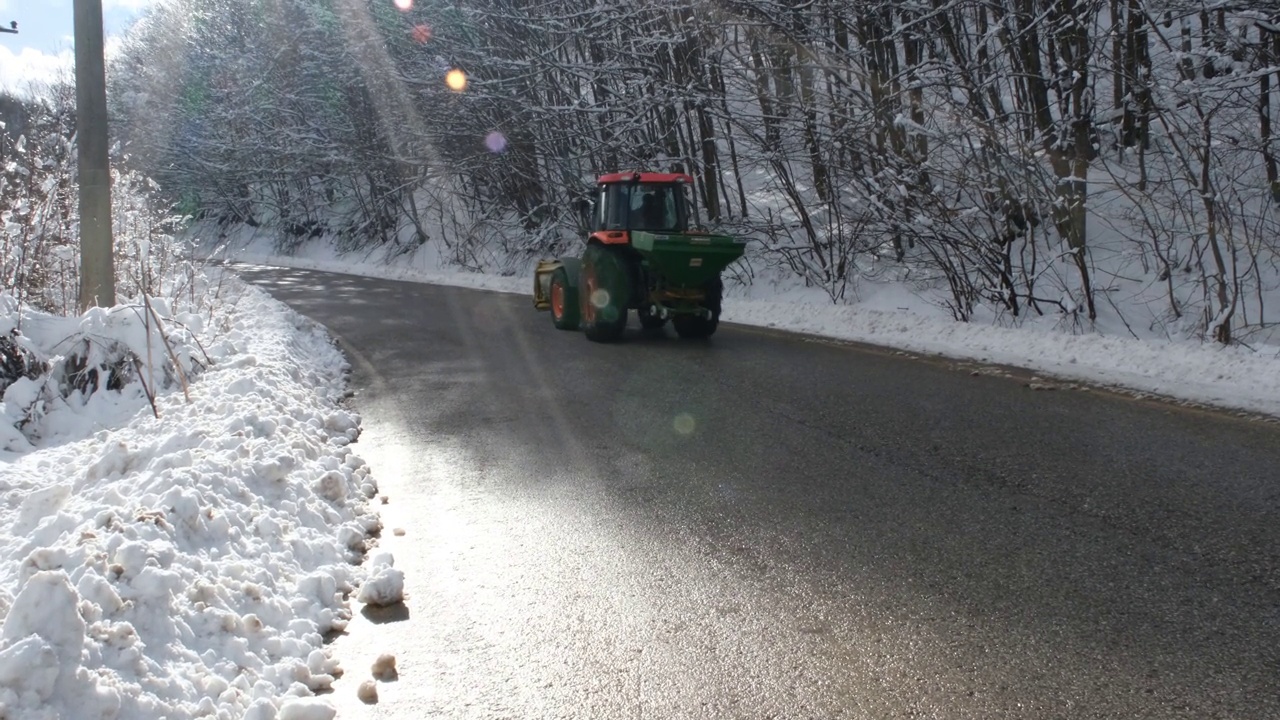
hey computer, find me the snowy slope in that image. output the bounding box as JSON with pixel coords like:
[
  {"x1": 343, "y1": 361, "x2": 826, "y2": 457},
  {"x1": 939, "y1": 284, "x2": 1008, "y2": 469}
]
[{"x1": 0, "y1": 277, "x2": 381, "y2": 720}]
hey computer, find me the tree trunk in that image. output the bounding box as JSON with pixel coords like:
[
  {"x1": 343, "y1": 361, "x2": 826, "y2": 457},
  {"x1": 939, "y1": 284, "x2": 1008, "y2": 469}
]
[
  {"x1": 1263, "y1": 24, "x2": 1279, "y2": 201},
  {"x1": 1051, "y1": 0, "x2": 1097, "y2": 321}
]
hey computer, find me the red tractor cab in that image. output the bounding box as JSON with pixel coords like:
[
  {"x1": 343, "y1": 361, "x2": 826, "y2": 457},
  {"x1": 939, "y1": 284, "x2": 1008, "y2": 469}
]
[{"x1": 588, "y1": 172, "x2": 699, "y2": 245}]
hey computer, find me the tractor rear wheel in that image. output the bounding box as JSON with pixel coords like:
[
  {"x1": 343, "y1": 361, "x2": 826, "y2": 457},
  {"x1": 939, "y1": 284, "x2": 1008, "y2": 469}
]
[
  {"x1": 580, "y1": 244, "x2": 631, "y2": 342},
  {"x1": 673, "y1": 278, "x2": 722, "y2": 339},
  {"x1": 549, "y1": 267, "x2": 579, "y2": 330}
]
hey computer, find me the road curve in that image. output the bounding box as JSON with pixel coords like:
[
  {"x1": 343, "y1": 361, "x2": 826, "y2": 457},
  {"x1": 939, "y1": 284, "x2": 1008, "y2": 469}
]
[{"x1": 236, "y1": 264, "x2": 1280, "y2": 720}]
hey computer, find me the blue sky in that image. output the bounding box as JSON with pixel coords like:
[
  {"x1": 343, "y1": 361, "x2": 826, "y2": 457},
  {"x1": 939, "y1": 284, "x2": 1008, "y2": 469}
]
[{"x1": 0, "y1": 0, "x2": 158, "y2": 94}]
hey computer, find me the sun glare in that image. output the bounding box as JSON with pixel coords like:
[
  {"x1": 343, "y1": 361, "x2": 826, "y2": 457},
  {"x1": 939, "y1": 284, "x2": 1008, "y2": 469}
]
[
  {"x1": 445, "y1": 69, "x2": 467, "y2": 92},
  {"x1": 673, "y1": 414, "x2": 696, "y2": 435},
  {"x1": 393, "y1": 0, "x2": 413, "y2": 11}
]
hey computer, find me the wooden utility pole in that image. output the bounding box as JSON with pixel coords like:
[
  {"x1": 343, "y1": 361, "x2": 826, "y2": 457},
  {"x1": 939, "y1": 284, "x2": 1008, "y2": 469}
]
[{"x1": 74, "y1": 0, "x2": 115, "y2": 310}]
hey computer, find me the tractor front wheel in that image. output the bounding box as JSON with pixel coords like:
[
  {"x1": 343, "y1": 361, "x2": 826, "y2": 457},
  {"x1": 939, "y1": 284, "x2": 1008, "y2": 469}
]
[
  {"x1": 580, "y1": 244, "x2": 631, "y2": 342},
  {"x1": 673, "y1": 278, "x2": 722, "y2": 339},
  {"x1": 549, "y1": 267, "x2": 579, "y2": 330}
]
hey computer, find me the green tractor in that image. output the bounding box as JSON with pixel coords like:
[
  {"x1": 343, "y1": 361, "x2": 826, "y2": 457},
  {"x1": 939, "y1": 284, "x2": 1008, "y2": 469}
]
[{"x1": 532, "y1": 171, "x2": 746, "y2": 342}]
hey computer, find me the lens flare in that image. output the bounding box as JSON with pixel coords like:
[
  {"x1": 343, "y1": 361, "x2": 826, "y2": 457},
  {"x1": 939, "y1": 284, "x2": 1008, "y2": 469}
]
[
  {"x1": 445, "y1": 69, "x2": 467, "y2": 92},
  {"x1": 485, "y1": 131, "x2": 507, "y2": 153},
  {"x1": 393, "y1": 0, "x2": 413, "y2": 11},
  {"x1": 411, "y1": 24, "x2": 432, "y2": 44},
  {"x1": 673, "y1": 414, "x2": 696, "y2": 435}
]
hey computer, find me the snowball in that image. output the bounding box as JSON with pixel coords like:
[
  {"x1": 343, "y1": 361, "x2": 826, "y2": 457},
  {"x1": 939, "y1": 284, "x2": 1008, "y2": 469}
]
[
  {"x1": 356, "y1": 566, "x2": 404, "y2": 607},
  {"x1": 371, "y1": 653, "x2": 397, "y2": 681}
]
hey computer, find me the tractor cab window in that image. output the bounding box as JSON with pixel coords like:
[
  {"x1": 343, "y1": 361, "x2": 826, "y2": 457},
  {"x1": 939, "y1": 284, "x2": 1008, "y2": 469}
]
[
  {"x1": 629, "y1": 184, "x2": 680, "y2": 231},
  {"x1": 599, "y1": 182, "x2": 684, "y2": 232}
]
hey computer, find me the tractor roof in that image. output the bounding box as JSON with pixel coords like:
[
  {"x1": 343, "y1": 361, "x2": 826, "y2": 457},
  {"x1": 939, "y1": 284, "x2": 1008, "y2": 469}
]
[{"x1": 597, "y1": 171, "x2": 694, "y2": 185}]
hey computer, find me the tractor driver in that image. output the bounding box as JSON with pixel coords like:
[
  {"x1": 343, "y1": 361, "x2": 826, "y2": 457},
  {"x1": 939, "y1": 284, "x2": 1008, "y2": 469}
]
[{"x1": 636, "y1": 191, "x2": 668, "y2": 230}]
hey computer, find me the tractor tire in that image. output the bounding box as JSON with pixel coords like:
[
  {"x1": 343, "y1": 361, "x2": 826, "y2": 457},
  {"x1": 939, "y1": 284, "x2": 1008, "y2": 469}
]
[
  {"x1": 638, "y1": 303, "x2": 667, "y2": 330},
  {"x1": 673, "y1": 278, "x2": 722, "y2": 339},
  {"x1": 549, "y1": 266, "x2": 579, "y2": 330},
  {"x1": 580, "y1": 244, "x2": 631, "y2": 343}
]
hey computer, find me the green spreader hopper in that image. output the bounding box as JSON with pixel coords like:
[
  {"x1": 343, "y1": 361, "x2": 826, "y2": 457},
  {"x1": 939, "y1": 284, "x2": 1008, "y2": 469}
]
[{"x1": 532, "y1": 172, "x2": 746, "y2": 342}]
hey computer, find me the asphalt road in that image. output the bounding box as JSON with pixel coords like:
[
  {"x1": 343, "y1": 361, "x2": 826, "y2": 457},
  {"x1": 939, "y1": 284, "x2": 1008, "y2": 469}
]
[{"x1": 236, "y1": 265, "x2": 1280, "y2": 720}]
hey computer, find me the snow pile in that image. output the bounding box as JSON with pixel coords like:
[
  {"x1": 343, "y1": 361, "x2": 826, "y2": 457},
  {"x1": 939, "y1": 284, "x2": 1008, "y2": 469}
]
[{"x1": 0, "y1": 277, "x2": 380, "y2": 719}]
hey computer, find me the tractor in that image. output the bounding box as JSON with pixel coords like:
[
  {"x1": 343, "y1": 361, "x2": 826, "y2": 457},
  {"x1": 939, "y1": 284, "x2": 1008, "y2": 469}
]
[{"x1": 532, "y1": 171, "x2": 746, "y2": 342}]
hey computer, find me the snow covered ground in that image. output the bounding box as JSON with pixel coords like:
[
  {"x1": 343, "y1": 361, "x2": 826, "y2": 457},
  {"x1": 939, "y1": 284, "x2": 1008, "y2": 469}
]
[
  {"x1": 209, "y1": 224, "x2": 1280, "y2": 419},
  {"x1": 0, "y1": 276, "x2": 390, "y2": 720}
]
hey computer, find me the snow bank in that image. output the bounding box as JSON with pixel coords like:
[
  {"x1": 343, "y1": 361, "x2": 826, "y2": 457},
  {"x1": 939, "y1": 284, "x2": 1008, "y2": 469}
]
[
  {"x1": 0, "y1": 277, "x2": 380, "y2": 719},
  {"x1": 721, "y1": 300, "x2": 1280, "y2": 417},
  {"x1": 206, "y1": 225, "x2": 527, "y2": 297}
]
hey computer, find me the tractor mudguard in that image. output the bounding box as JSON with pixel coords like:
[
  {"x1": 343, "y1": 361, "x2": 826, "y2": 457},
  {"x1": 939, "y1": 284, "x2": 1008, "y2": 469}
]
[{"x1": 557, "y1": 256, "x2": 582, "y2": 290}]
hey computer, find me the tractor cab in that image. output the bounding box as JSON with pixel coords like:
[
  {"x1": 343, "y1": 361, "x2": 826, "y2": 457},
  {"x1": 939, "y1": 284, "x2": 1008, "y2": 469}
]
[{"x1": 591, "y1": 172, "x2": 698, "y2": 240}]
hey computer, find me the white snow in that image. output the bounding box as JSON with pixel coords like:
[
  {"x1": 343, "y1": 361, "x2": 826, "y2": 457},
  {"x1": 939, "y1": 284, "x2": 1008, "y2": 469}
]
[
  {"x1": 275, "y1": 697, "x2": 338, "y2": 720},
  {"x1": 0, "y1": 276, "x2": 386, "y2": 720},
  {"x1": 355, "y1": 551, "x2": 404, "y2": 607}
]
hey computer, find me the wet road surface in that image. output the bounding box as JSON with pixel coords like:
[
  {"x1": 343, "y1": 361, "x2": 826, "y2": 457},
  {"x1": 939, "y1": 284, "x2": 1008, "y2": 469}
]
[{"x1": 236, "y1": 264, "x2": 1280, "y2": 719}]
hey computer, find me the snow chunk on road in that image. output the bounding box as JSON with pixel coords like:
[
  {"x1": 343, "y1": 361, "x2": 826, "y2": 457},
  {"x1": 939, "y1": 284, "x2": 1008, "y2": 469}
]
[{"x1": 357, "y1": 551, "x2": 404, "y2": 607}]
